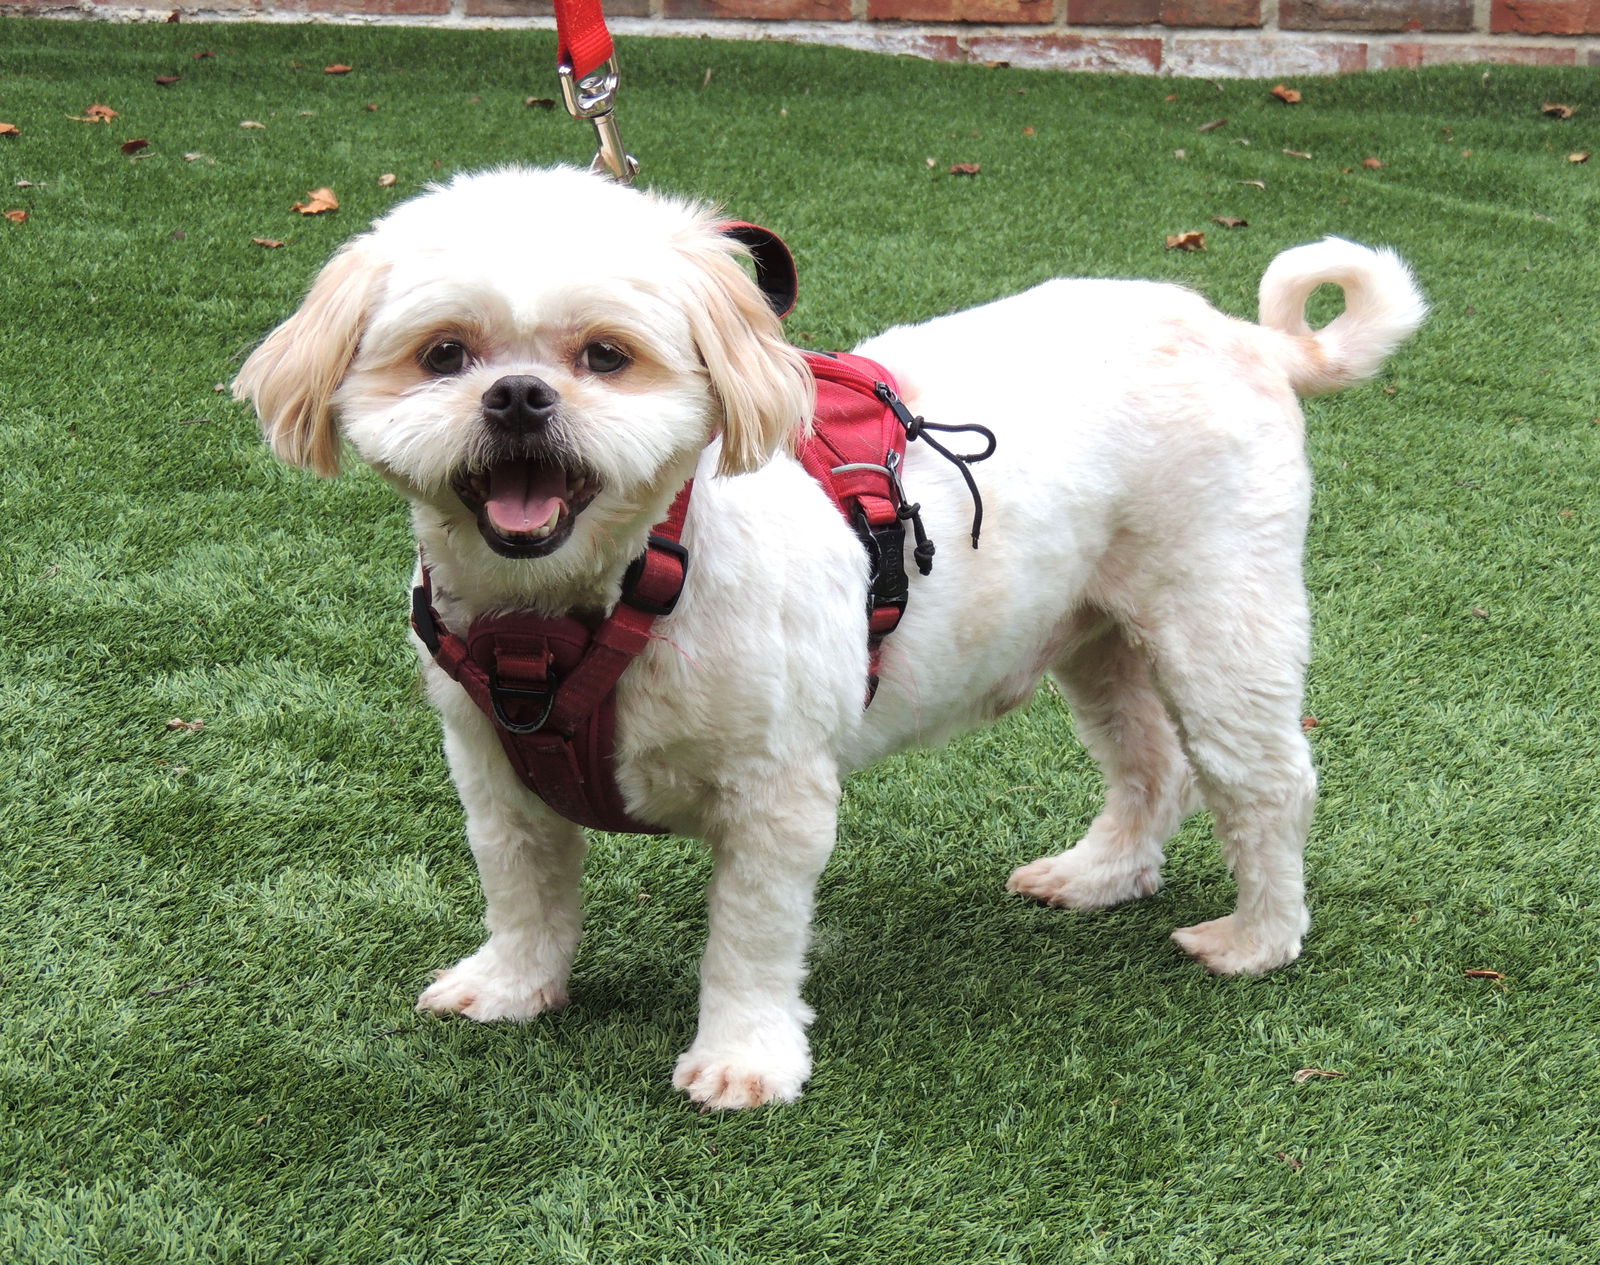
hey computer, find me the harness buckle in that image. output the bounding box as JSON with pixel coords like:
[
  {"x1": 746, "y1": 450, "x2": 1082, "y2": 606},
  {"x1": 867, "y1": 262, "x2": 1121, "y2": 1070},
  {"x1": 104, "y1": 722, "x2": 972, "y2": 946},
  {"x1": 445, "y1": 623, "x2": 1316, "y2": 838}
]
[
  {"x1": 620, "y1": 535, "x2": 690, "y2": 616},
  {"x1": 489, "y1": 669, "x2": 560, "y2": 735},
  {"x1": 851, "y1": 505, "x2": 909, "y2": 618}
]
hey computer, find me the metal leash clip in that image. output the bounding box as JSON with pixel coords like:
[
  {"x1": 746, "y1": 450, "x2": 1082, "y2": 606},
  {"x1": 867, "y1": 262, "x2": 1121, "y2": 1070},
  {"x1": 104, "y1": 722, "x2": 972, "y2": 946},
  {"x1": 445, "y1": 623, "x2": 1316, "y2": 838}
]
[{"x1": 558, "y1": 57, "x2": 639, "y2": 185}]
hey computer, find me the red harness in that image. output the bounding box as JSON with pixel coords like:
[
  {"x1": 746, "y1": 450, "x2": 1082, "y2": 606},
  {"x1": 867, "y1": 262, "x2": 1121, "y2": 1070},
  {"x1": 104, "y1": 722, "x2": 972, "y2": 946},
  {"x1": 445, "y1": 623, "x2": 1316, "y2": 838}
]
[{"x1": 411, "y1": 227, "x2": 993, "y2": 834}]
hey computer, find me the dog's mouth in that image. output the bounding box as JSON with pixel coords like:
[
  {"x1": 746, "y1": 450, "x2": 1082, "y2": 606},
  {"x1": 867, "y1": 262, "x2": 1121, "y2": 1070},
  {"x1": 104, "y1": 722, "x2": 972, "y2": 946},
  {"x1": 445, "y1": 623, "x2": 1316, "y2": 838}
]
[{"x1": 451, "y1": 457, "x2": 601, "y2": 559}]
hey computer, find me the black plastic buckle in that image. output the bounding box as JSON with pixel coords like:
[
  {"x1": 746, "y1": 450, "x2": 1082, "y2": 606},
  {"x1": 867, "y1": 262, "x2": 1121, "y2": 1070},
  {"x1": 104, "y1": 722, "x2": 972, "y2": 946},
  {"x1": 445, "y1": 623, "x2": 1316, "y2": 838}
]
[
  {"x1": 411, "y1": 585, "x2": 441, "y2": 654},
  {"x1": 489, "y1": 670, "x2": 559, "y2": 735},
  {"x1": 621, "y1": 536, "x2": 690, "y2": 616},
  {"x1": 852, "y1": 506, "x2": 909, "y2": 616}
]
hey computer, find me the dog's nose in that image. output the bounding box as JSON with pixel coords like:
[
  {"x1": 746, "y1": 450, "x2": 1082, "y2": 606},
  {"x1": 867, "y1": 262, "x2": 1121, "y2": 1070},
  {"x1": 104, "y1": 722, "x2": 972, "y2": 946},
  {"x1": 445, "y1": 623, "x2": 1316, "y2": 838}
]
[{"x1": 481, "y1": 375, "x2": 560, "y2": 433}]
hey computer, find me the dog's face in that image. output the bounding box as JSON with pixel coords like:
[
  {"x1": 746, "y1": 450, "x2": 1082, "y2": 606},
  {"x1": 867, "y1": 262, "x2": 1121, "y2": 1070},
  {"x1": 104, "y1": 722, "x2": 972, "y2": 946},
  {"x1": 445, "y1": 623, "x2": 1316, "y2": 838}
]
[{"x1": 235, "y1": 166, "x2": 813, "y2": 585}]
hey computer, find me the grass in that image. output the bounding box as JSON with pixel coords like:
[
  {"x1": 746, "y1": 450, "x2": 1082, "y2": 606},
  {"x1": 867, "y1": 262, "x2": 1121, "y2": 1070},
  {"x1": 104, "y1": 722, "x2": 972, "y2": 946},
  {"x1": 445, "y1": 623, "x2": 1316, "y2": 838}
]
[{"x1": 3, "y1": 17, "x2": 1600, "y2": 1263}]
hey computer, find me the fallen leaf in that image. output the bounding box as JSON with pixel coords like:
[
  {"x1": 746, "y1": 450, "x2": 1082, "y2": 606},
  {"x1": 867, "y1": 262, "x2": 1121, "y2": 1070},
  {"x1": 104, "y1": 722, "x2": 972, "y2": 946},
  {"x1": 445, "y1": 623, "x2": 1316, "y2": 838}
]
[
  {"x1": 1464, "y1": 969, "x2": 1505, "y2": 981},
  {"x1": 1292, "y1": 1068, "x2": 1345, "y2": 1083},
  {"x1": 154, "y1": 75, "x2": 181, "y2": 86},
  {"x1": 948, "y1": 163, "x2": 982, "y2": 176},
  {"x1": 1301, "y1": 716, "x2": 1319, "y2": 731},
  {"x1": 14, "y1": 179, "x2": 40, "y2": 187},
  {"x1": 1022, "y1": 126, "x2": 1035, "y2": 137},
  {"x1": 120, "y1": 138, "x2": 150, "y2": 155},
  {"x1": 168, "y1": 230, "x2": 186, "y2": 241},
  {"x1": 365, "y1": 103, "x2": 380, "y2": 112},
  {"x1": 193, "y1": 49, "x2": 217, "y2": 60},
  {"x1": 377, "y1": 172, "x2": 397, "y2": 187},
  {"x1": 1165, "y1": 231, "x2": 1206, "y2": 251},
  {"x1": 252, "y1": 237, "x2": 286, "y2": 248},
  {"x1": 3, "y1": 209, "x2": 27, "y2": 223},
  {"x1": 1471, "y1": 606, "x2": 1489, "y2": 619},
  {"x1": 1275, "y1": 1152, "x2": 1305, "y2": 1170},
  {"x1": 1569, "y1": 151, "x2": 1591, "y2": 164},
  {"x1": 1270, "y1": 84, "x2": 1302, "y2": 104},
  {"x1": 1212, "y1": 216, "x2": 1248, "y2": 228},
  {"x1": 291, "y1": 186, "x2": 339, "y2": 215},
  {"x1": 524, "y1": 97, "x2": 557, "y2": 110},
  {"x1": 165, "y1": 717, "x2": 206, "y2": 732},
  {"x1": 1164, "y1": 93, "x2": 1178, "y2": 103},
  {"x1": 0, "y1": 123, "x2": 18, "y2": 138},
  {"x1": 240, "y1": 120, "x2": 266, "y2": 129},
  {"x1": 183, "y1": 152, "x2": 207, "y2": 162},
  {"x1": 1239, "y1": 179, "x2": 1267, "y2": 189},
  {"x1": 71, "y1": 104, "x2": 119, "y2": 123},
  {"x1": 1197, "y1": 118, "x2": 1228, "y2": 133},
  {"x1": 1283, "y1": 148, "x2": 1313, "y2": 160},
  {"x1": 325, "y1": 64, "x2": 353, "y2": 75},
  {"x1": 1362, "y1": 156, "x2": 1384, "y2": 169},
  {"x1": 1542, "y1": 102, "x2": 1575, "y2": 120}
]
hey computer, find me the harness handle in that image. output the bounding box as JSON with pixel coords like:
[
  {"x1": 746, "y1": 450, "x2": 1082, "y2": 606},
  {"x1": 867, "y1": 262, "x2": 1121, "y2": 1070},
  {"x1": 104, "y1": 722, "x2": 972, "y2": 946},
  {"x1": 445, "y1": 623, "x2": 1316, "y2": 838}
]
[{"x1": 551, "y1": 0, "x2": 638, "y2": 184}]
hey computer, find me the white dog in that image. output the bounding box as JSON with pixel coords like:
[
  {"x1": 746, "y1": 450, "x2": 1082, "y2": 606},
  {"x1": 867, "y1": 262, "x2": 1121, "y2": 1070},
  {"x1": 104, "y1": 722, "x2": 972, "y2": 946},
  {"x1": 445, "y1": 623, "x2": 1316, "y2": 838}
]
[{"x1": 235, "y1": 166, "x2": 1424, "y2": 1110}]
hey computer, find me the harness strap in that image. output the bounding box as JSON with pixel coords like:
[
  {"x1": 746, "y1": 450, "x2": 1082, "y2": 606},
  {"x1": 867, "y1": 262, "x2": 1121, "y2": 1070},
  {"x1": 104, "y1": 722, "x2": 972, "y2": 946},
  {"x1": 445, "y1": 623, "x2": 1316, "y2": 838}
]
[{"x1": 412, "y1": 482, "x2": 692, "y2": 833}]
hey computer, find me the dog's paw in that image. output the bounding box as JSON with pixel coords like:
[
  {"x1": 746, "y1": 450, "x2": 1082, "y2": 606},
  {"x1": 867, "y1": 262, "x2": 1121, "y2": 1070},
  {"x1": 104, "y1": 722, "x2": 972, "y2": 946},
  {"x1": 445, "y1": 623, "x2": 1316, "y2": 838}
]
[
  {"x1": 415, "y1": 949, "x2": 569, "y2": 1022},
  {"x1": 672, "y1": 1034, "x2": 811, "y2": 1111},
  {"x1": 1171, "y1": 914, "x2": 1304, "y2": 976},
  {"x1": 1007, "y1": 848, "x2": 1162, "y2": 910}
]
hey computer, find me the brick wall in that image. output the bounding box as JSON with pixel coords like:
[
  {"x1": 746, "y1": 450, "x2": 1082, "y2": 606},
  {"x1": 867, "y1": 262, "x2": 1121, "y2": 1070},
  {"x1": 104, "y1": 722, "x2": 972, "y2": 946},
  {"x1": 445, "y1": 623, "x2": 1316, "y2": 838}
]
[{"x1": 8, "y1": 0, "x2": 1600, "y2": 75}]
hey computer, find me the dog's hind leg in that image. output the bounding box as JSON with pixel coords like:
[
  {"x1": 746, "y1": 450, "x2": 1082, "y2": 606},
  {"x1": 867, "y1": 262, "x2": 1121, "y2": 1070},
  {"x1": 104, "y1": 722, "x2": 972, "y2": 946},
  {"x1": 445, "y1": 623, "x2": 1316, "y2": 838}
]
[
  {"x1": 1145, "y1": 593, "x2": 1316, "y2": 977},
  {"x1": 1008, "y1": 612, "x2": 1197, "y2": 911}
]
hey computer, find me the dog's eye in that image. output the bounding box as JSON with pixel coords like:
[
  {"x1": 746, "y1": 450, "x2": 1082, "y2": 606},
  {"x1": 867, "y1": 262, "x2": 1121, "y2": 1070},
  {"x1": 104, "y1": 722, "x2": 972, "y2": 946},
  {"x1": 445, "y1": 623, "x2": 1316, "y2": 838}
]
[
  {"x1": 581, "y1": 342, "x2": 630, "y2": 375},
  {"x1": 421, "y1": 341, "x2": 469, "y2": 376}
]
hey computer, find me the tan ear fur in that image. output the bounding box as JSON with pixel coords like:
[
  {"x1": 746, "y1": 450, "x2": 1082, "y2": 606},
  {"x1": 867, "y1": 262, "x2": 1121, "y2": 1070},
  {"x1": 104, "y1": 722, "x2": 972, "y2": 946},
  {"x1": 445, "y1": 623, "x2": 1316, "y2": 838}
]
[
  {"x1": 232, "y1": 244, "x2": 387, "y2": 477},
  {"x1": 678, "y1": 240, "x2": 815, "y2": 477}
]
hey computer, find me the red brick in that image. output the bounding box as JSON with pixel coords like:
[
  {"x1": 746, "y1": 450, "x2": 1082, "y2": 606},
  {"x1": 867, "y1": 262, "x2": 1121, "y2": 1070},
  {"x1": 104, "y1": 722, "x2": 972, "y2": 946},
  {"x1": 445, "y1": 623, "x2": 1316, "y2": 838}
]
[
  {"x1": 1281, "y1": 0, "x2": 1472, "y2": 31},
  {"x1": 1067, "y1": 0, "x2": 1159, "y2": 21},
  {"x1": 301, "y1": 0, "x2": 449, "y2": 12},
  {"x1": 1160, "y1": 0, "x2": 1261, "y2": 25},
  {"x1": 1166, "y1": 36, "x2": 1367, "y2": 74},
  {"x1": 964, "y1": 34, "x2": 1163, "y2": 71},
  {"x1": 1490, "y1": 0, "x2": 1600, "y2": 34},
  {"x1": 663, "y1": 0, "x2": 848, "y2": 16},
  {"x1": 867, "y1": 0, "x2": 1051, "y2": 18},
  {"x1": 1382, "y1": 39, "x2": 1578, "y2": 64}
]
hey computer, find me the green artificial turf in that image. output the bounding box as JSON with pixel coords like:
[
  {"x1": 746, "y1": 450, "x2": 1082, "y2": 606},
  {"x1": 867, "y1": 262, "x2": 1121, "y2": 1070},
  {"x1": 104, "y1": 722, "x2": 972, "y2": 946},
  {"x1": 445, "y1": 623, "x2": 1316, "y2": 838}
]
[{"x1": 3, "y1": 18, "x2": 1599, "y2": 1263}]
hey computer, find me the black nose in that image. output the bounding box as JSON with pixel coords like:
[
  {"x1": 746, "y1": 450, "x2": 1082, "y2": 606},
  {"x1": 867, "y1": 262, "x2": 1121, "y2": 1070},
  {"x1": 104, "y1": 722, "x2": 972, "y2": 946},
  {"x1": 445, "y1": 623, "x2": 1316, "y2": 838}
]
[{"x1": 481, "y1": 375, "x2": 559, "y2": 433}]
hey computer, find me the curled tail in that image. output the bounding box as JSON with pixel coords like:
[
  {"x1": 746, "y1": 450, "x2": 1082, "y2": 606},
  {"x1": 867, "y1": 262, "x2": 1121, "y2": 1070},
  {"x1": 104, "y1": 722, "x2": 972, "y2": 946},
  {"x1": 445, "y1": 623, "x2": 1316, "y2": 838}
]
[{"x1": 1259, "y1": 237, "x2": 1426, "y2": 397}]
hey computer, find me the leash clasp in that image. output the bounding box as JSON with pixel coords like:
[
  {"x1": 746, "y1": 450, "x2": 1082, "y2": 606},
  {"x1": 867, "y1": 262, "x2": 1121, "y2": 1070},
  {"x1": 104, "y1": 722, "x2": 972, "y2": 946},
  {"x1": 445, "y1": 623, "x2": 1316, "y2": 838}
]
[{"x1": 558, "y1": 57, "x2": 639, "y2": 185}]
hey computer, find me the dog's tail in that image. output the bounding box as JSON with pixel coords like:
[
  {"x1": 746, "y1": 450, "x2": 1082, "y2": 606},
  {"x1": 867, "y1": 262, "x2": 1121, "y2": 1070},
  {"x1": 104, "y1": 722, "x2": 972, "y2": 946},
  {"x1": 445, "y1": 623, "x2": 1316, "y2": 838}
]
[{"x1": 1258, "y1": 237, "x2": 1426, "y2": 397}]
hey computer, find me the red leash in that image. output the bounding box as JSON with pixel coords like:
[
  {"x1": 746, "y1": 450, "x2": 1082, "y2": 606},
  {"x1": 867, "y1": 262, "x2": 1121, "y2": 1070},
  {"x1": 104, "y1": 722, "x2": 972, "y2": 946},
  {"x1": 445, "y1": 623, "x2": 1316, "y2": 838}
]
[{"x1": 551, "y1": 0, "x2": 637, "y2": 183}]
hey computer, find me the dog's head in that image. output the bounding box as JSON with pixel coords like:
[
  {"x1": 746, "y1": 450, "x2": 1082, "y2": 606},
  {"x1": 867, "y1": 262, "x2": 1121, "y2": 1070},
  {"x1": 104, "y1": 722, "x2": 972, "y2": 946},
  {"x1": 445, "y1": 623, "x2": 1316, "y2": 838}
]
[{"x1": 234, "y1": 166, "x2": 813, "y2": 584}]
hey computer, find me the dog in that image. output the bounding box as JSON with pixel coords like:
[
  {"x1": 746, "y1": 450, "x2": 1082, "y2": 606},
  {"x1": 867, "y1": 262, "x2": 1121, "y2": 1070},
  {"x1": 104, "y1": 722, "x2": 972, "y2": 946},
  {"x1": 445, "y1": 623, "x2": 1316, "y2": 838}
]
[{"x1": 235, "y1": 165, "x2": 1425, "y2": 1110}]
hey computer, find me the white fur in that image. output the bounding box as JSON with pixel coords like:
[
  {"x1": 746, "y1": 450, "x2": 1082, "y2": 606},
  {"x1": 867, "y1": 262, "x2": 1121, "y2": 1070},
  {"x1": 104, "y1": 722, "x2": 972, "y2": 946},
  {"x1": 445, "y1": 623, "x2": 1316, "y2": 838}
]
[{"x1": 235, "y1": 167, "x2": 1425, "y2": 1110}]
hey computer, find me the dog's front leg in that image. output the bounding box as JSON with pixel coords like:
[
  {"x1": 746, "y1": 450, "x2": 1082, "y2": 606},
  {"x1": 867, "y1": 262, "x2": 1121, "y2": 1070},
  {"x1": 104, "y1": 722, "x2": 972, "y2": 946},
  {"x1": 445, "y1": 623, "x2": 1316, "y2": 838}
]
[
  {"x1": 673, "y1": 773, "x2": 839, "y2": 1110},
  {"x1": 416, "y1": 749, "x2": 586, "y2": 1022}
]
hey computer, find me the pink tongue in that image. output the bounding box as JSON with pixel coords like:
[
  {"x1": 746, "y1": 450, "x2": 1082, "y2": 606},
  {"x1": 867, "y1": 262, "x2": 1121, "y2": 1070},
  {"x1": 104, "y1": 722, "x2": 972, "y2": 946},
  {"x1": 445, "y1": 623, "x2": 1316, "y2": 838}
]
[{"x1": 484, "y1": 462, "x2": 568, "y2": 535}]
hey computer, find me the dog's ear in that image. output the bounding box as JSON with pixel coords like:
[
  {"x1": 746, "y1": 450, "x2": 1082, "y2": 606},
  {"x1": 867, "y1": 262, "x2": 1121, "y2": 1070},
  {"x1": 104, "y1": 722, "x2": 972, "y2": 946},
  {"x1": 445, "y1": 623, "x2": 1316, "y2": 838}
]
[
  {"x1": 677, "y1": 237, "x2": 815, "y2": 478},
  {"x1": 233, "y1": 243, "x2": 387, "y2": 477}
]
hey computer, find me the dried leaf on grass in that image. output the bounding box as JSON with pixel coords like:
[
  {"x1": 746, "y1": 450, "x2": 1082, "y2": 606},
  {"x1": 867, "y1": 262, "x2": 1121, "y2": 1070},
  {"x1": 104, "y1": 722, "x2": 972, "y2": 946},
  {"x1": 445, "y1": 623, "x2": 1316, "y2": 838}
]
[
  {"x1": 165, "y1": 717, "x2": 206, "y2": 732},
  {"x1": 120, "y1": 138, "x2": 150, "y2": 155},
  {"x1": 524, "y1": 97, "x2": 557, "y2": 110},
  {"x1": 1197, "y1": 118, "x2": 1228, "y2": 133},
  {"x1": 240, "y1": 120, "x2": 266, "y2": 130},
  {"x1": 1464, "y1": 969, "x2": 1506, "y2": 981},
  {"x1": 1270, "y1": 84, "x2": 1301, "y2": 104},
  {"x1": 1569, "y1": 151, "x2": 1591, "y2": 164},
  {"x1": 1283, "y1": 148, "x2": 1312, "y2": 160},
  {"x1": 252, "y1": 237, "x2": 286, "y2": 248},
  {"x1": 1362, "y1": 156, "x2": 1384, "y2": 169},
  {"x1": 1275, "y1": 1152, "x2": 1305, "y2": 1170},
  {"x1": 1292, "y1": 1068, "x2": 1345, "y2": 1083},
  {"x1": 0, "y1": 123, "x2": 20, "y2": 138},
  {"x1": 155, "y1": 75, "x2": 181, "y2": 86},
  {"x1": 378, "y1": 172, "x2": 397, "y2": 188},
  {"x1": 4, "y1": 210, "x2": 28, "y2": 224},
  {"x1": 949, "y1": 163, "x2": 982, "y2": 176},
  {"x1": 1165, "y1": 231, "x2": 1205, "y2": 251},
  {"x1": 291, "y1": 187, "x2": 339, "y2": 215},
  {"x1": 325, "y1": 64, "x2": 353, "y2": 75},
  {"x1": 193, "y1": 50, "x2": 217, "y2": 60},
  {"x1": 1212, "y1": 216, "x2": 1248, "y2": 229},
  {"x1": 71, "y1": 104, "x2": 119, "y2": 123},
  {"x1": 1301, "y1": 716, "x2": 1320, "y2": 731},
  {"x1": 1542, "y1": 102, "x2": 1576, "y2": 120}
]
